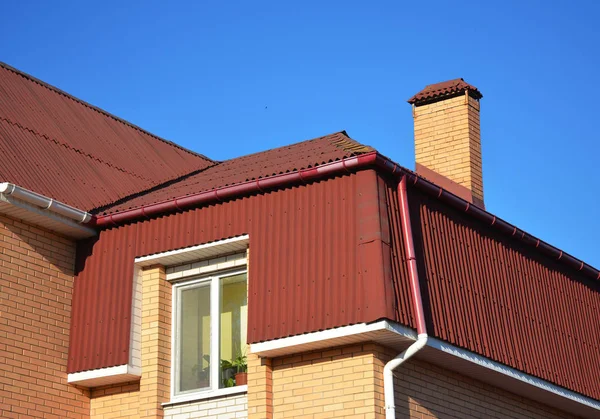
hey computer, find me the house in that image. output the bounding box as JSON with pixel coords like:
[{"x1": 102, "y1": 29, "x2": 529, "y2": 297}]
[{"x1": 0, "y1": 62, "x2": 599, "y2": 419}]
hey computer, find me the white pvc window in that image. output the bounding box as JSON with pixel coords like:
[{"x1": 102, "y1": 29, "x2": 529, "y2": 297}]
[{"x1": 172, "y1": 269, "x2": 248, "y2": 399}]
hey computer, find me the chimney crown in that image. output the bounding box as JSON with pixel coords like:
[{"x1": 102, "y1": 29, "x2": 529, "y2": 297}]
[{"x1": 408, "y1": 78, "x2": 482, "y2": 105}]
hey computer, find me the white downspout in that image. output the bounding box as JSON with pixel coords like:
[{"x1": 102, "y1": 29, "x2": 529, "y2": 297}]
[
  {"x1": 384, "y1": 334, "x2": 428, "y2": 418},
  {"x1": 384, "y1": 176, "x2": 429, "y2": 419}
]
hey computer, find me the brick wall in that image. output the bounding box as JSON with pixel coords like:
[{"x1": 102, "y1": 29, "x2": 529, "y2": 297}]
[
  {"x1": 393, "y1": 357, "x2": 575, "y2": 419},
  {"x1": 163, "y1": 393, "x2": 248, "y2": 419},
  {"x1": 0, "y1": 214, "x2": 90, "y2": 418},
  {"x1": 90, "y1": 382, "x2": 140, "y2": 418},
  {"x1": 270, "y1": 344, "x2": 385, "y2": 418},
  {"x1": 414, "y1": 94, "x2": 484, "y2": 202},
  {"x1": 246, "y1": 343, "x2": 576, "y2": 419}
]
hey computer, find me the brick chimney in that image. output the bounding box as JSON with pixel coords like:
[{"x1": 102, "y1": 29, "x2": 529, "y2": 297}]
[{"x1": 408, "y1": 78, "x2": 484, "y2": 207}]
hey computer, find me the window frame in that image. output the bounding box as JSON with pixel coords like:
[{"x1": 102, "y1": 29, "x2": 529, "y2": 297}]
[{"x1": 170, "y1": 266, "x2": 248, "y2": 403}]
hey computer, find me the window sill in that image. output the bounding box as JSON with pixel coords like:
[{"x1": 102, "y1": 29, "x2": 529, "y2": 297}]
[{"x1": 162, "y1": 385, "x2": 248, "y2": 407}]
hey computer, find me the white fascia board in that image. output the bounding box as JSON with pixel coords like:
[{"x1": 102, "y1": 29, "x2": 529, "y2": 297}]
[
  {"x1": 250, "y1": 320, "x2": 416, "y2": 358},
  {"x1": 0, "y1": 194, "x2": 96, "y2": 238},
  {"x1": 250, "y1": 321, "x2": 600, "y2": 414},
  {"x1": 135, "y1": 234, "x2": 249, "y2": 267},
  {"x1": 67, "y1": 364, "x2": 141, "y2": 387},
  {"x1": 0, "y1": 182, "x2": 92, "y2": 223}
]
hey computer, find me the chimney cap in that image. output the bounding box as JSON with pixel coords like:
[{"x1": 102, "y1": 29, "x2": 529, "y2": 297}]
[{"x1": 408, "y1": 78, "x2": 482, "y2": 105}]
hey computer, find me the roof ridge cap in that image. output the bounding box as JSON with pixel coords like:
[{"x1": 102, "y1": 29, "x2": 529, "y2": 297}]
[{"x1": 0, "y1": 61, "x2": 215, "y2": 163}]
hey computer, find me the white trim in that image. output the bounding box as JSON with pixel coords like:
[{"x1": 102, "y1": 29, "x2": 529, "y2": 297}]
[
  {"x1": 0, "y1": 193, "x2": 95, "y2": 239},
  {"x1": 166, "y1": 252, "x2": 247, "y2": 282},
  {"x1": 162, "y1": 385, "x2": 247, "y2": 407},
  {"x1": 170, "y1": 267, "x2": 248, "y2": 401},
  {"x1": 250, "y1": 321, "x2": 600, "y2": 414},
  {"x1": 129, "y1": 266, "x2": 143, "y2": 369},
  {"x1": 135, "y1": 235, "x2": 249, "y2": 267},
  {"x1": 210, "y1": 275, "x2": 220, "y2": 393},
  {"x1": 67, "y1": 364, "x2": 141, "y2": 387},
  {"x1": 0, "y1": 182, "x2": 92, "y2": 223},
  {"x1": 251, "y1": 320, "x2": 414, "y2": 356}
]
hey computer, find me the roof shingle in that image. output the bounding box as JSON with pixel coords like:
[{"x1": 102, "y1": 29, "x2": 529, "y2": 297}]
[
  {"x1": 0, "y1": 62, "x2": 214, "y2": 211},
  {"x1": 96, "y1": 131, "x2": 374, "y2": 215}
]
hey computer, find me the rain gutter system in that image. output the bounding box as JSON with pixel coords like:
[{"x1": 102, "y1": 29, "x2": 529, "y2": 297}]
[
  {"x1": 383, "y1": 176, "x2": 428, "y2": 419},
  {"x1": 0, "y1": 182, "x2": 95, "y2": 238},
  {"x1": 0, "y1": 183, "x2": 92, "y2": 224},
  {"x1": 91, "y1": 151, "x2": 600, "y2": 282}
]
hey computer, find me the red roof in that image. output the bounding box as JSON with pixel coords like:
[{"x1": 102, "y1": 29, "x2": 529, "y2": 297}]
[
  {"x1": 407, "y1": 78, "x2": 482, "y2": 104},
  {"x1": 97, "y1": 131, "x2": 374, "y2": 214},
  {"x1": 0, "y1": 62, "x2": 214, "y2": 211}
]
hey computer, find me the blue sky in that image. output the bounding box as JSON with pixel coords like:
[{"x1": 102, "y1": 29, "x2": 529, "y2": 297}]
[{"x1": 2, "y1": 1, "x2": 599, "y2": 266}]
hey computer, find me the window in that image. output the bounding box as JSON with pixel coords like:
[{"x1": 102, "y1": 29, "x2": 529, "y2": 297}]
[{"x1": 173, "y1": 269, "x2": 248, "y2": 398}]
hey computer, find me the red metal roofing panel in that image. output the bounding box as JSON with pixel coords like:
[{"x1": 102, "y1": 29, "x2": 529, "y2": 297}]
[
  {"x1": 68, "y1": 171, "x2": 400, "y2": 373},
  {"x1": 97, "y1": 131, "x2": 374, "y2": 215},
  {"x1": 0, "y1": 63, "x2": 213, "y2": 211},
  {"x1": 406, "y1": 186, "x2": 600, "y2": 400}
]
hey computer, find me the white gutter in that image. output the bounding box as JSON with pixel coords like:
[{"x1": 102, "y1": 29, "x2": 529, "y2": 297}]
[{"x1": 0, "y1": 182, "x2": 92, "y2": 224}]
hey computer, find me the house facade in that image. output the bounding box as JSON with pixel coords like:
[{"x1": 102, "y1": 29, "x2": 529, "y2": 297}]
[{"x1": 1, "y1": 63, "x2": 599, "y2": 419}]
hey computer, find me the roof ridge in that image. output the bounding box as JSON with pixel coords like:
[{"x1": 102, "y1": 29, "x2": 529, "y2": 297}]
[
  {"x1": 0, "y1": 61, "x2": 215, "y2": 163},
  {"x1": 90, "y1": 161, "x2": 222, "y2": 215},
  {"x1": 328, "y1": 131, "x2": 374, "y2": 155},
  {"x1": 215, "y1": 131, "x2": 355, "y2": 163}
]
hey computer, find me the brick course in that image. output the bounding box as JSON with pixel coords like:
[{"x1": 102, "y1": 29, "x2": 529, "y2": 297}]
[
  {"x1": 163, "y1": 393, "x2": 248, "y2": 419},
  {"x1": 270, "y1": 343, "x2": 386, "y2": 418},
  {"x1": 0, "y1": 214, "x2": 90, "y2": 418},
  {"x1": 139, "y1": 265, "x2": 172, "y2": 418},
  {"x1": 246, "y1": 343, "x2": 577, "y2": 419},
  {"x1": 90, "y1": 382, "x2": 140, "y2": 418}
]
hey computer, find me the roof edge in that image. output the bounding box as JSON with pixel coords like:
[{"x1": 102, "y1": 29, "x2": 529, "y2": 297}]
[
  {"x1": 0, "y1": 61, "x2": 214, "y2": 163},
  {"x1": 88, "y1": 152, "x2": 599, "y2": 282}
]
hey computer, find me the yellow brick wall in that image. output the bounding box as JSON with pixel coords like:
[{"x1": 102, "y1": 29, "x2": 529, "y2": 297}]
[
  {"x1": 393, "y1": 358, "x2": 575, "y2": 419},
  {"x1": 245, "y1": 343, "x2": 575, "y2": 419},
  {"x1": 139, "y1": 265, "x2": 172, "y2": 418},
  {"x1": 90, "y1": 382, "x2": 140, "y2": 418},
  {"x1": 270, "y1": 343, "x2": 386, "y2": 418},
  {"x1": 0, "y1": 214, "x2": 90, "y2": 418},
  {"x1": 248, "y1": 352, "x2": 273, "y2": 418},
  {"x1": 414, "y1": 94, "x2": 484, "y2": 202}
]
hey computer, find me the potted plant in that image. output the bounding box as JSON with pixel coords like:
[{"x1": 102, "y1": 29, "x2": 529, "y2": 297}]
[
  {"x1": 232, "y1": 353, "x2": 247, "y2": 386},
  {"x1": 220, "y1": 359, "x2": 236, "y2": 388}
]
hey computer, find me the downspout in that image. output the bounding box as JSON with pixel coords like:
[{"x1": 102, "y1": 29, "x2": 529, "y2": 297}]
[{"x1": 383, "y1": 175, "x2": 428, "y2": 419}]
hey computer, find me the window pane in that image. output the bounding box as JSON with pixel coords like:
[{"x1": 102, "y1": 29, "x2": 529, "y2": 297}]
[
  {"x1": 219, "y1": 273, "x2": 248, "y2": 388},
  {"x1": 179, "y1": 284, "x2": 211, "y2": 393}
]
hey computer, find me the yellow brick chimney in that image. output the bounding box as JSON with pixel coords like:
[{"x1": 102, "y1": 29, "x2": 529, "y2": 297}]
[{"x1": 408, "y1": 78, "x2": 484, "y2": 207}]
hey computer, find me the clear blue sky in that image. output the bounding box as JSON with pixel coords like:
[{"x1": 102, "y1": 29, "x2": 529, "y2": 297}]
[{"x1": 2, "y1": 1, "x2": 599, "y2": 267}]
